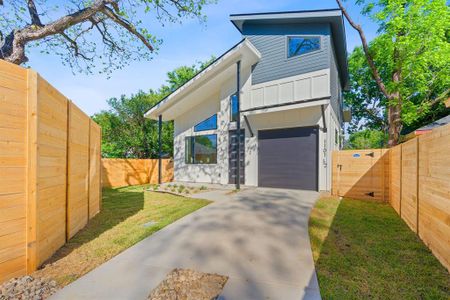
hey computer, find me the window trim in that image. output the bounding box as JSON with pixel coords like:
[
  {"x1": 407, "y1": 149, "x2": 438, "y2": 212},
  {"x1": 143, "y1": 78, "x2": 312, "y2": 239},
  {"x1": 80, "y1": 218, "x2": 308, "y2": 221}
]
[
  {"x1": 286, "y1": 35, "x2": 322, "y2": 59},
  {"x1": 194, "y1": 114, "x2": 218, "y2": 132},
  {"x1": 185, "y1": 134, "x2": 218, "y2": 165}
]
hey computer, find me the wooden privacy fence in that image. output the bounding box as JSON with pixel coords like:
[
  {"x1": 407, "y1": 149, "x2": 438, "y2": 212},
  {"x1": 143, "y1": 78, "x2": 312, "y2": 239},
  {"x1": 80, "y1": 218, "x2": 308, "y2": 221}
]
[
  {"x1": 0, "y1": 60, "x2": 101, "y2": 283},
  {"x1": 101, "y1": 158, "x2": 173, "y2": 188},
  {"x1": 332, "y1": 122, "x2": 450, "y2": 272},
  {"x1": 332, "y1": 149, "x2": 390, "y2": 201}
]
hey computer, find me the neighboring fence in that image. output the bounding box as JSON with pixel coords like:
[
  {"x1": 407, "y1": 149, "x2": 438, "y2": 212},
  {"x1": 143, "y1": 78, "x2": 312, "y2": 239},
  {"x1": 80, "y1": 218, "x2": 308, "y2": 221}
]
[
  {"x1": 332, "y1": 122, "x2": 450, "y2": 272},
  {"x1": 0, "y1": 60, "x2": 101, "y2": 283},
  {"x1": 101, "y1": 158, "x2": 174, "y2": 188}
]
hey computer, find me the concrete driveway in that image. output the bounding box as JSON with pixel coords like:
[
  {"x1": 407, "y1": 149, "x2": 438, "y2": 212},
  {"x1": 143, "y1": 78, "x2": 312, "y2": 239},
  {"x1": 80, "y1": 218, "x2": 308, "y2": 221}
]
[{"x1": 52, "y1": 188, "x2": 321, "y2": 300}]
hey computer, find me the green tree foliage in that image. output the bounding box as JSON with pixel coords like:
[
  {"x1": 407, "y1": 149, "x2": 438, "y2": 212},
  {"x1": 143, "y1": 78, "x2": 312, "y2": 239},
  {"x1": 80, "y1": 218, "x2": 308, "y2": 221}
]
[
  {"x1": 345, "y1": 129, "x2": 388, "y2": 149},
  {"x1": 92, "y1": 58, "x2": 214, "y2": 158},
  {"x1": 338, "y1": 0, "x2": 450, "y2": 145},
  {"x1": 345, "y1": 45, "x2": 449, "y2": 134},
  {"x1": 0, "y1": 0, "x2": 214, "y2": 74}
]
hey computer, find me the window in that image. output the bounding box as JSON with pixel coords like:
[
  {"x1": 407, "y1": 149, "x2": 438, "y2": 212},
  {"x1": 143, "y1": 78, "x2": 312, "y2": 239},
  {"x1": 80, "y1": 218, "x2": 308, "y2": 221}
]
[
  {"x1": 185, "y1": 134, "x2": 217, "y2": 164},
  {"x1": 287, "y1": 36, "x2": 321, "y2": 58},
  {"x1": 230, "y1": 93, "x2": 238, "y2": 122},
  {"x1": 194, "y1": 114, "x2": 217, "y2": 132}
]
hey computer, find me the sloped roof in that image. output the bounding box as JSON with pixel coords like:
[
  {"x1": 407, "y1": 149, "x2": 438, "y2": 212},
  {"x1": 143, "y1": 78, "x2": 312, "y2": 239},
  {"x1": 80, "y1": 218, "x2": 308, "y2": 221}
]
[
  {"x1": 417, "y1": 115, "x2": 450, "y2": 131},
  {"x1": 144, "y1": 39, "x2": 261, "y2": 120}
]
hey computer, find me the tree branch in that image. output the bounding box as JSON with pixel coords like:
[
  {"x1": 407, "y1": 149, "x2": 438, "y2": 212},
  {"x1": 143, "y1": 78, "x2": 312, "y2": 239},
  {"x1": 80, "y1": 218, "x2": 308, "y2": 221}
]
[
  {"x1": 335, "y1": 0, "x2": 392, "y2": 100},
  {"x1": 59, "y1": 32, "x2": 92, "y2": 61},
  {"x1": 93, "y1": 20, "x2": 124, "y2": 52},
  {"x1": 27, "y1": 0, "x2": 42, "y2": 26},
  {"x1": 101, "y1": 6, "x2": 154, "y2": 51},
  {"x1": 423, "y1": 88, "x2": 450, "y2": 110}
]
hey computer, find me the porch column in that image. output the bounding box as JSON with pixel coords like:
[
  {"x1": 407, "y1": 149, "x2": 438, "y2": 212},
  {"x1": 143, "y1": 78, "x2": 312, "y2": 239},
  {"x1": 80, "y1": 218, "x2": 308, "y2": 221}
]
[
  {"x1": 158, "y1": 114, "x2": 162, "y2": 185},
  {"x1": 236, "y1": 60, "x2": 241, "y2": 190}
]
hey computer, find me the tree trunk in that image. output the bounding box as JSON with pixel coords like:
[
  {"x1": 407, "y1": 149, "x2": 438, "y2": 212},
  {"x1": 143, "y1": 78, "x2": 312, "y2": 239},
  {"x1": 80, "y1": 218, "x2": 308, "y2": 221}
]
[
  {"x1": 388, "y1": 38, "x2": 403, "y2": 147},
  {"x1": 388, "y1": 67, "x2": 402, "y2": 147},
  {"x1": 388, "y1": 101, "x2": 402, "y2": 147}
]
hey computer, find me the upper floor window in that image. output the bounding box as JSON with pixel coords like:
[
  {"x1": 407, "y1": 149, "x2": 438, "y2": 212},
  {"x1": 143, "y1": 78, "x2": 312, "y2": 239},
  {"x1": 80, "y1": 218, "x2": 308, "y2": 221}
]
[
  {"x1": 194, "y1": 114, "x2": 217, "y2": 132},
  {"x1": 287, "y1": 36, "x2": 321, "y2": 58},
  {"x1": 230, "y1": 93, "x2": 238, "y2": 122}
]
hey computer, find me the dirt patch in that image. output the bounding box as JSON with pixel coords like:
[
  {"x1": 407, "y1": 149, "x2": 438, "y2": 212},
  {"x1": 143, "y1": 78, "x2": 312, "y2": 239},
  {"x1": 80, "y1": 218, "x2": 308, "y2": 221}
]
[{"x1": 148, "y1": 268, "x2": 228, "y2": 300}]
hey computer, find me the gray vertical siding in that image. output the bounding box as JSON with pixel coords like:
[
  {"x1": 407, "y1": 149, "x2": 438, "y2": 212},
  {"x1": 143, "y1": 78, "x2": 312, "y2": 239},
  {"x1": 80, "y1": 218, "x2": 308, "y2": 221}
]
[
  {"x1": 243, "y1": 23, "x2": 331, "y2": 85},
  {"x1": 329, "y1": 36, "x2": 343, "y2": 124}
]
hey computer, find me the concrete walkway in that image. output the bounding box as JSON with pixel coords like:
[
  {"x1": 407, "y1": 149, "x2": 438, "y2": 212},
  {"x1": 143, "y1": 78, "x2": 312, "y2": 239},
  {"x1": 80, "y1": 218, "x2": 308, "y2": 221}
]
[{"x1": 51, "y1": 188, "x2": 321, "y2": 300}]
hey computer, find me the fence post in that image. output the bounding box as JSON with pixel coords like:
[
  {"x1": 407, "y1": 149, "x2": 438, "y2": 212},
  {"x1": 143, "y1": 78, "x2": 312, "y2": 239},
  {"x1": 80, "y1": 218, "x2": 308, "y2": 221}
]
[
  {"x1": 87, "y1": 119, "x2": 91, "y2": 220},
  {"x1": 381, "y1": 149, "x2": 385, "y2": 202},
  {"x1": 26, "y1": 69, "x2": 38, "y2": 273},
  {"x1": 399, "y1": 144, "x2": 403, "y2": 217},
  {"x1": 416, "y1": 137, "x2": 420, "y2": 235},
  {"x1": 158, "y1": 115, "x2": 162, "y2": 185},
  {"x1": 65, "y1": 101, "x2": 71, "y2": 243}
]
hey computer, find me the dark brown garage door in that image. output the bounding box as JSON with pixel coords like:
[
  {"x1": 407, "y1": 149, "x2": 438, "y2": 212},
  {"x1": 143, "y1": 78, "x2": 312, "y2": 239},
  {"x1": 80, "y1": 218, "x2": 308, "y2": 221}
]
[{"x1": 258, "y1": 126, "x2": 318, "y2": 190}]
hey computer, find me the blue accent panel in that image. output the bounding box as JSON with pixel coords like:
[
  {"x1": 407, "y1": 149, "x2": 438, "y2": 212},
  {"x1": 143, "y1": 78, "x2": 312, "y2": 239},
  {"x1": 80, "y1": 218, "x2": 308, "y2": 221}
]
[
  {"x1": 242, "y1": 23, "x2": 331, "y2": 85},
  {"x1": 194, "y1": 114, "x2": 217, "y2": 132}
]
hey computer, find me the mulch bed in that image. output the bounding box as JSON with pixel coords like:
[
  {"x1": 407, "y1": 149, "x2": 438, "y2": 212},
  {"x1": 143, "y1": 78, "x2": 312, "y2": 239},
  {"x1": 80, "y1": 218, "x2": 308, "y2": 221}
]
[{"x1": 148, "y1": 268, "x2": 228, "y2": 300}]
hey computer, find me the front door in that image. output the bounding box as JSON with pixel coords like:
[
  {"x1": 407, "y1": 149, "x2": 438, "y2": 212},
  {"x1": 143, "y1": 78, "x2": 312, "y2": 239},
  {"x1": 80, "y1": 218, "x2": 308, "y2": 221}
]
[{"x1": 229, "y1": 129, "x2": 245, "y2": 184}]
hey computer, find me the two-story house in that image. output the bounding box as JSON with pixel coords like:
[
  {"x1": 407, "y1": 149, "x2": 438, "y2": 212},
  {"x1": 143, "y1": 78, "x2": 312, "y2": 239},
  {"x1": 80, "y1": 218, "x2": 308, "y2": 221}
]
[{"x1": 145, "y1": 9, "x2": 349, "y2": 191}]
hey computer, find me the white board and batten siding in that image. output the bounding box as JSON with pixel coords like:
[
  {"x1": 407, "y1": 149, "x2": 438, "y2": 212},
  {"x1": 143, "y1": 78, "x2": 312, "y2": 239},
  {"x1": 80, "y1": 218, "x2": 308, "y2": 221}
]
[{"x1": 243, "y1": 69, "x2": 330, "y2": 111}]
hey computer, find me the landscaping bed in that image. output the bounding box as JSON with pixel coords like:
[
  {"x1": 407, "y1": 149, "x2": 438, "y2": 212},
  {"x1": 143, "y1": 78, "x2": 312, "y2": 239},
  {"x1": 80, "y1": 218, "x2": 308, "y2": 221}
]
[
  {"x1": 309, "y1": 197, "x2": 450, "y2": 299},
  {"x1": 0, "y1": 185, "x2": 210, "y2": 299},
  {"x1": 150, "y1": 183, "x2": 209, "y2": 196}
]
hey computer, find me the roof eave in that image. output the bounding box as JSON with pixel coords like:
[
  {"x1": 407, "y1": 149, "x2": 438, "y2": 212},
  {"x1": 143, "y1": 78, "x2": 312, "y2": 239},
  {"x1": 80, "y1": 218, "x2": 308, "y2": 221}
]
[
  {"x1": 230, "y1": 9, "x2": 343, "y2": 32},
  {"x1": 144, "y1": 39, "x2": 261, "y2": 120}
]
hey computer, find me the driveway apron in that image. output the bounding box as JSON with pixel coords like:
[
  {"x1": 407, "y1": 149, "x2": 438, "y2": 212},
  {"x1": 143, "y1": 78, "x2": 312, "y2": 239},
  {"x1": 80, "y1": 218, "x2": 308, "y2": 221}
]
[{"x1": 51, "y1": 188, "x2": 321, "y2": 300}]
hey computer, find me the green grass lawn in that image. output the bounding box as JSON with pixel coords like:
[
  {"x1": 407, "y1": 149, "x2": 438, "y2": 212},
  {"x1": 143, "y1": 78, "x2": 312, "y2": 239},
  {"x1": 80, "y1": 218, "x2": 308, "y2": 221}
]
[
  {"x1": 34, "y1": 185, "x2": 210, "y2": 286},
  {"x1": 309, "y1": 197, "x2": 450, "y2": 299}
]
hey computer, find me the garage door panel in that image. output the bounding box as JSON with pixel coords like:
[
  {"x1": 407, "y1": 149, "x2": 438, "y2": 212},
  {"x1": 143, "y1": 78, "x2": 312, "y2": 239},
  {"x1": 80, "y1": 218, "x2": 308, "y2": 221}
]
[{"x1": 258, "y1": 127, "x2": 318, "y2": 190}]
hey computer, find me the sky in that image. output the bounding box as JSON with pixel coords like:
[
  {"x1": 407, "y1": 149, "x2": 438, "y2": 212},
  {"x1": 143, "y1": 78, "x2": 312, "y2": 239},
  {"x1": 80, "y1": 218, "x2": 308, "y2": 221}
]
[{"x1": 26, "y1": 0, "x2": 379, "y2": 116}]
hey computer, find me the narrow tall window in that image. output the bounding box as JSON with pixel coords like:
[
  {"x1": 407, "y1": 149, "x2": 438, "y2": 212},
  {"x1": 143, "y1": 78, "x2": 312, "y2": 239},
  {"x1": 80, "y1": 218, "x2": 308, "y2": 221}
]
[
  {"x1": 230, "y1": 93, "x2": 238, "y2": 122},
  {"x1": 287, "y1": 36, "x2": 321, "y2": 58}
]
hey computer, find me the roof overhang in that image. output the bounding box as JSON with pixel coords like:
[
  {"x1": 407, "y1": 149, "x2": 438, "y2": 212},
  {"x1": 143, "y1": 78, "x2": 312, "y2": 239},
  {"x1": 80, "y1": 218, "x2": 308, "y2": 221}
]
[
  {"x1": 230, "y1": 9, "x2": 349, "y2": 90},
  {"x1": 145, "y1": 39, "x2": 261, "y2": 120}
]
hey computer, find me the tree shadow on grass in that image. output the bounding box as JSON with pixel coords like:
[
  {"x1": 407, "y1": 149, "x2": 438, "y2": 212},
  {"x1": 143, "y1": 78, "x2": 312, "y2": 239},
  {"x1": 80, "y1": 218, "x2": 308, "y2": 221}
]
[
  {"x1": 310, "y1": 198, "x2": 450, "y2": 299},
  {"x1": 39, "y1": 185, "x2": 145, "y2": 268}
]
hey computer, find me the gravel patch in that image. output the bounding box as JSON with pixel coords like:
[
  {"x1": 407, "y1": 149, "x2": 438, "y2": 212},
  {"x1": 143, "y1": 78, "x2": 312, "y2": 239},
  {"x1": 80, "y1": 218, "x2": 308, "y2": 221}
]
[
  {"x1": 148, "y1": 268, "x2": 228, "y2": 300},
  {"x1": 0, "y1": 276, "x2": 58, "y2": 300}
]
